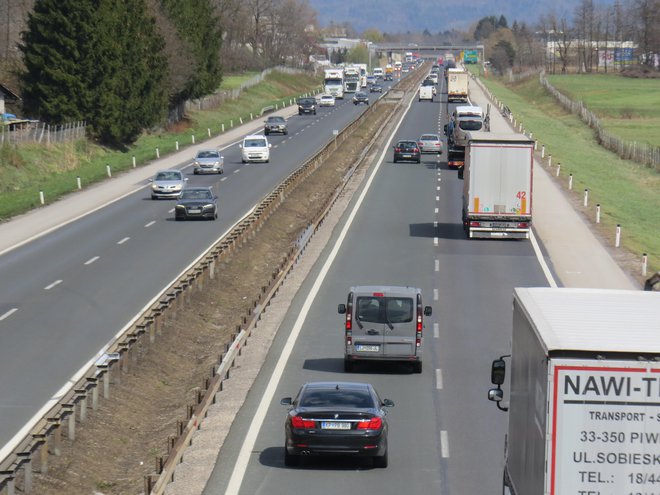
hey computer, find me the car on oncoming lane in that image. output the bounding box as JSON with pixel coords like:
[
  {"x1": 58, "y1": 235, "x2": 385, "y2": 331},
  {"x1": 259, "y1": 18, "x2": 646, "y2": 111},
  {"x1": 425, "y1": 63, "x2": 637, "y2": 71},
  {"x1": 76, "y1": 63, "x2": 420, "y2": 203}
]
[
  {"x1": 150, "y1": 169, "x2": 188, "y2": 199},
  {"x1": 319, "y1": 94, "x2": 336, "y2": 107},
  {"x1": 417, "y1": 134, "x2": 443, "y2": 154},
  {"x1": 370, "y1": 84, "x2": 383, "y2": 93},
  {"x1": 192, "y1": 149, "x2": 224, "y2": 175},
  {"x1": 297, "y1": 97, "x2": 317, "y2": 115},
  {"x1": 281, "y1": 381, "x2": 393, "y2": 468},
  {"x1": 353, "y1": 91, "x2": 370, "y2": 105},
  {"x1": 174, "y1": 187, "x2": 217, "y2": 221},
  {"x1": 264, "y1": 115, "x2": 288, "y2": 135},
  {"x1": 392, "y1": 140, "x2": 421, "y2": 163}
]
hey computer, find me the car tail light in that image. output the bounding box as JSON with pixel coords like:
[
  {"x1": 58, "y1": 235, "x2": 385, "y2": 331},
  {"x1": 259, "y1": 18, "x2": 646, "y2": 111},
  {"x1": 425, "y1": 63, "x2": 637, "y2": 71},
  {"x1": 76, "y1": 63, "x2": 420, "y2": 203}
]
[
  {"x1": 394, "y1": 148, "x2": 401, "y2": 152},
  {"x1": 356, "y1": 417, "x2": 383, "y2": 430},
  {"x1": 517, "y1": 222, "x2": 529, "y2": 228},
  {"x1": 291, "y1": 416, "x2": 316, "y2": 429},
  {"x1": 418, "y1": 142, "x2": 423, "y2": 147},
  {"x1": 413, "y1": 147, "x2": 420, "y2": 153}
]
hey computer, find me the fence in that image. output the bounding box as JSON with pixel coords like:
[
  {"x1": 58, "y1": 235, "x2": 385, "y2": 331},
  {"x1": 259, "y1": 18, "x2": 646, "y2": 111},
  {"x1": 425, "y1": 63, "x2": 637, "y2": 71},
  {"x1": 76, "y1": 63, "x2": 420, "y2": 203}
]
[
  {"x1": 539, "y1": 73, "x2": 660, "y2": 171},
  {"x1": 0, "y1": 121, "x2": 86, "y2": 145}
]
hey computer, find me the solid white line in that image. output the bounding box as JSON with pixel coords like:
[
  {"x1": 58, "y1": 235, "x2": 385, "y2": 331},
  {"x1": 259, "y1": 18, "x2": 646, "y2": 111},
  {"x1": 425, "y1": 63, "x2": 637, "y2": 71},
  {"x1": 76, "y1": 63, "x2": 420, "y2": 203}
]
[
  {"x1": 223, "y1": 88, "x2": 418, "y2": 495},
  {"x1": 436, "y1": 369, "x2": 443, "y2": 389},
  {"x1": 0, "y1": 308, "x2": 18, "y2": 321},
  {"x1": 433, "y1": 322, "x2": 439, "y2": 338},
  {"x1": 435, "y1": 259, "x2": 439, "y2": 272},
  {"x1": 440, "y1": 430, "x2": 449, "y2": 458},
  {"x1": 44, "y1": 280, "x2": 62, "y2": 290},
  {"x1": 530, "y1": 230, "x2": 558, "y2": 287},
  {"x1": 84, "y1": 256, "x2": 99, "y2": 265},
  {"x1": 117, "y1": 237, "x2": 130, "y2": 245},
  {"x1": 433, "y1": 289, "x2": 439, "y2": 301},
  {"x1": 144, "y1": 221, "x2": 156, "y2": 228}
]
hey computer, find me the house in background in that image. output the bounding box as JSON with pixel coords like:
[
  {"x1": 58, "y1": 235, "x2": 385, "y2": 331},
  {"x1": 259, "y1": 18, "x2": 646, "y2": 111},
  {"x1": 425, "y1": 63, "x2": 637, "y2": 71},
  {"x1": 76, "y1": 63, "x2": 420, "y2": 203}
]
[{"x1": 0, "y1": 82, "x2": 20, "y2": 118}]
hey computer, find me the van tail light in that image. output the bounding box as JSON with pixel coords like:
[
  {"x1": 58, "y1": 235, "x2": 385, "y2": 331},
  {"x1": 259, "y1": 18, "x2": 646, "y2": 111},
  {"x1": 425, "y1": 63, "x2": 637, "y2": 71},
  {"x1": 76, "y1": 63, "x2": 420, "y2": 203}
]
[
  {"x1": 416, "y1": 294, "x2": 423, "y2": 346},
  {"x1": 356, "y1": 417, "x2": 382, "y2": 430},
  {"x1": 291, "y1": 416, "x2": 316, "y2": 429},
  {"x1": 517, "y1": 222, "x2": 529, "y2": 228},
  {"x1": 345, "y1": 293, "x2": 353, "y2": 338}
]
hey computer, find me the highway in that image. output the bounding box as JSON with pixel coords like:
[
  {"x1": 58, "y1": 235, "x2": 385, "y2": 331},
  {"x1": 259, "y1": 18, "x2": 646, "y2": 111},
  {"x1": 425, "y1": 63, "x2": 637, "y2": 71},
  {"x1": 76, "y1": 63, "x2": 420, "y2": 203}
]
[
  {"x1": 0, "y1": 85, "x2": 392, "y2": 452},
  {"x1": 200, "y1": 75, "x2": 550, "y2": 494}
]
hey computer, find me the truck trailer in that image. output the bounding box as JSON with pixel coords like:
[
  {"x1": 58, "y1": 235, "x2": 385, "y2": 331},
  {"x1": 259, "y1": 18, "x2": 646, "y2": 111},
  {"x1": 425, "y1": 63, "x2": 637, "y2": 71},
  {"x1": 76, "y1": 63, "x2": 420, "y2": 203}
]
[
  {"x1": 488, "y1": 288, "x2": 660, "y2": 495},
  {"x1": 446, "y1": 67, "x2": 468, "y2": 102},
  {"x1": 462, "y1": 132, "x2": 533, "y2": 239}
]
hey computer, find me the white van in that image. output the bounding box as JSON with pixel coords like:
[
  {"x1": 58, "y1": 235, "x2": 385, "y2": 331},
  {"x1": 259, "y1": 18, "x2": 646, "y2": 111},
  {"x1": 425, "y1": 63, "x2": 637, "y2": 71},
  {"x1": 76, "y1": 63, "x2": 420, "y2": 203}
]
[
  {"x1": 419, "y1": 84, "x2": 434, "y2": 102},
  {"x1": 338, "y1": 286, "x2": 432, "y2": 373},
  {"x1": 239, "y1": 135, "x2": 271, "y2": 163}
]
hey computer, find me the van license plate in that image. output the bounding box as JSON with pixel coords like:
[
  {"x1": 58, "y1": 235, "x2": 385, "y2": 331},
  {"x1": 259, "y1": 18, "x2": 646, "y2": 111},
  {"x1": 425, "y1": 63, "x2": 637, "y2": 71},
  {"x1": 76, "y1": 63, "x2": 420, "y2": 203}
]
[
  {"x1": 356, "y1": 345, "x2": 379, "y2": 352},
  {"x1": 321, "y1": 422, "x2": 351, "y2": 430}
]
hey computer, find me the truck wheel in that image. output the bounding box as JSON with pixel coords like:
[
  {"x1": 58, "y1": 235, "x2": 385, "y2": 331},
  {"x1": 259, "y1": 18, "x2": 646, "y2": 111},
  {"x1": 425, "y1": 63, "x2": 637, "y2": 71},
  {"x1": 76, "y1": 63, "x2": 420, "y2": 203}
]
[{"x1": 412, "y1": 361, "x2": 422, "y2": 373}]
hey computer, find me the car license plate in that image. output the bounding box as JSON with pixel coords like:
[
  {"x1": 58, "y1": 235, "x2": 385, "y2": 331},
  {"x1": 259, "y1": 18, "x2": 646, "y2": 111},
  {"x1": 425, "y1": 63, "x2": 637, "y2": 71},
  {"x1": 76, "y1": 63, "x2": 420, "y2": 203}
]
[
  {"x1": 356, "y1": 345, "x2": 380, "y2": 352},
  {"x1": 402, "y1": 154, "x2": 411, "y2": 158},
  {"x1": 188, "y1": 208, "x2": 201, "y2": 213},
  {"x1": 321, "y1": 422, "x2": 351, "y2": 430}
]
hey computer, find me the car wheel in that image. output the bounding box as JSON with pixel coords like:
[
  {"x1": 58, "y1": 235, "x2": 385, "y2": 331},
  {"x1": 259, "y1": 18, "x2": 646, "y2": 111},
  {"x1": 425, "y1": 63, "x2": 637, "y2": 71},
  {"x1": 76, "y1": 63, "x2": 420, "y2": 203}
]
[
  {"x1": 151, "y1": 195, "x2": 157, "y2": 200},
  {"x1": 284, "y1": 130, "x2": 288, "y2": 135},
  {"x1": 412, "y1": 361, "x2": 422, "y2": 374},
  {"x1": 284, "y1": 448, "x2": 298, "y2": 467},
  {"x1": 344, "y1": 359, "x2": 354, "y2": 373},
  {"x1": 241, "y1": 159, "x2": 246, "y2": 164},
  {"x1": 393, "y1": 158, "x2": 398, "y2": 163},
  {"x1": 265, "y1": 130, "x2": 270, "y2": 136},
  {"x1": 193, "y1": 169, "x2": 199, "y2": 175},
  {"x1": 373, "y1": 449, "x2": 388, "y2": 468},
  {"x1": 416, "y1": 158, "x2": 421, "y2": 164}
]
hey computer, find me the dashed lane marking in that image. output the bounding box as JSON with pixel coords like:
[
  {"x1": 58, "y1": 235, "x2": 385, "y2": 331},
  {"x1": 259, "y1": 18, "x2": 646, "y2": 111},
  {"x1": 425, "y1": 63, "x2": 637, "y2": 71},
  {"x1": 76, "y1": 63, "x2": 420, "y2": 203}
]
[
  {"x1": 44, "y1": 280, "x2": 62, "y2": 290},
  {"x1": 435, "y1": 259, "x2": 439, "y2": 272},
  {"x1": 144, "y1": 221, "x2": 156, "y2": 228},
  {"x1": 436, "y1": 369, "x2": 443, "y2": 389},
  {"x1": 0, "y1": 308, "x2": 18, "y2": 321},
  {"x1": 433, "y1": 289, "x2": 439, "y2": 300},
  {"x1": 117, "y1": 237, "x2": 130, "y2": 245},
  {"x1": 84, "y1": 256, "x2": 99, "y2": 265},
  {"x1": 433, "y1": 322, "x2": 439, "y2": 338},
  {"x1": 441, "y1": 430, "x2": 450, "y2": 458}
]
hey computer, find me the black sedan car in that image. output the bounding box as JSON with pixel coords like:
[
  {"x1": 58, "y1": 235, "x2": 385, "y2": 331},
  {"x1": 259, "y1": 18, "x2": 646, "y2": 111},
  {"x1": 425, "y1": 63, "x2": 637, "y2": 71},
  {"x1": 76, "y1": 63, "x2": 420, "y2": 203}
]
[
  {"x1": 369, "y1": 84, "x2": 383, "y2": 93},
  {"x1": 281, "y1": 382, "x2": 393, "y2": 468},
  {"x1": 353, "y1": 91, "x2": 370, "y2": 105},
  {"x1": 393, "y1": 140, "x2": 421, "y2": 163},
  {"x1": 174, "y1": 187, "x2": 217, "y2": 221}
]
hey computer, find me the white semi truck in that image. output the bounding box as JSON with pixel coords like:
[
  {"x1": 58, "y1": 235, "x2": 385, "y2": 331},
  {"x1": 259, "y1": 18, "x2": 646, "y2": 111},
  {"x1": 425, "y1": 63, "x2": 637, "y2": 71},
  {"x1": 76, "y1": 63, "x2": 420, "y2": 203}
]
[
  {"x1": 323, "y1": 68, "x2": 344, "y2": 99},
  {"x1": 446, "y1": 67, "x2": 468, "y2": 102},
  {"x1": 488, "y1": 288, "x2": 660, "y2": 495},
  {"x1": 461, "y1": 132, "x2": 533, "y2": 239},
  {"x1": 343, "y1": 66, "x2": 360, "y2": 93}
]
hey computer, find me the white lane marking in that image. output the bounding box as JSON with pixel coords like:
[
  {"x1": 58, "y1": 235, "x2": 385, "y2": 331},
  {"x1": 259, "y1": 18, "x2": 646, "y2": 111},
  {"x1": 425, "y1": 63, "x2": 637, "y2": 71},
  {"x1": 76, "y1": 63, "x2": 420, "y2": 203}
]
[
  {"x1": 273, "y1": 145, "x2": 279, "y2": 149},
  {"x1": 433, "y1": 237, "x2": 438, "y2": 246},
  {"x1": 433, "y1": 322, "x2": 439, "y2": 338},
  {"x1": 435, "y1": 196, "x2": 439, "y2": 201},
  {"x1": 441, "y1": 430, "x2": 449, "y2": 458},
  {"x1": 433, "y1": 289, "x2": 439, "y2": 301},
  {"x1": 436, "y1": 369, "x2": 443, "y2": 389},
  {"x1": 84, "y1": 256, "x2": 99, "y2": 265},
  {"x1": 437, "y1": 186, "x2": 441, "y2": 191},
  {"x1": 433, "y1": 221, "x2": 438, "y2": 228},
  {"x1": 168, "y1": 208, "x2": 175, "y2": 213},
  {"x1": 117, "y1": 237, "x2": 130, "y2": 245},
  {"x1": 434, "y1": 208, "x2": 438, "y2": 214},
  {"x1": 0, "y1": 308, "x2": 18, "y2": 321},
  {"x1": 530, "y1": 230, "x2": 558, "y2": 287},
  {"x1": 221, "y1": 177, "x2": 228, "y2": 181},
  {"x1": 44, "y1": 280, "x2": 62, "y2": 290},
  {"x1": 233, "y1": 169, "x2": 240, "y2": 174},
  {"x1": 223, "y1": 86, "x2": 418, "y2": 495},
  {"x1": 437, "y1": 177, "x2": 441, "y2": 181},
  {"x1": 144, "y1": 221, "x2": 156, "y2": 228},
  {"x1": 435, "y1": 260, "x2": 439, "y2": 272}
]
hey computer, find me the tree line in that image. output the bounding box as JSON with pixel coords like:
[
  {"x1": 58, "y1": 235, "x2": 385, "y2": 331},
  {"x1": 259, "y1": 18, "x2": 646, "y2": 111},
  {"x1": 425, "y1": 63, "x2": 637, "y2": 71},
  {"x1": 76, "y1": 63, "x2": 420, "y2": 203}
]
[{"x1": 7, "y1": 0, "x2": 318, "y2": 147}]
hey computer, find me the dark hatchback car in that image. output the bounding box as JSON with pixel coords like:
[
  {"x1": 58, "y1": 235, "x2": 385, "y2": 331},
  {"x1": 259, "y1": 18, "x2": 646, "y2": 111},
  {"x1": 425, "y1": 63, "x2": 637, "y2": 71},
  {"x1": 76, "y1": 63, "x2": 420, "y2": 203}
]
[
  {"x1": 281, "y1": 382, "x2": 393, "y2": 468},
  {"x1": 264, "y1": 115, "x2": 288, "y2": 135},
  {"x1": 370, "y1": 84, "x2": 383, "y2": 93},
  {"x1": 392, "y1": 140, "x2": 421, "y2": 163},
  {"x1": 174, "y1": 187, "x2": 217, "y2": 221},
  {"x1": 353, "y1": 91, "x2": 370, "y2": 105},
  {"x1": 297, "y1": 97, "x2": 317, "y2": 115}
]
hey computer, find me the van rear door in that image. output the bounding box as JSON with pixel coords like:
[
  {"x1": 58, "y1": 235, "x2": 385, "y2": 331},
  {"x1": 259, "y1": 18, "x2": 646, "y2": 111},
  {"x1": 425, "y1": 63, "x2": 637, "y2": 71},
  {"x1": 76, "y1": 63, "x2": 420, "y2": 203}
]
[
  {"x1": 351, "y1": 293, "x2": 386, "y2": 356},
  {"x1": 381, "y1": 294, "x2": 417, "y2": 357}
]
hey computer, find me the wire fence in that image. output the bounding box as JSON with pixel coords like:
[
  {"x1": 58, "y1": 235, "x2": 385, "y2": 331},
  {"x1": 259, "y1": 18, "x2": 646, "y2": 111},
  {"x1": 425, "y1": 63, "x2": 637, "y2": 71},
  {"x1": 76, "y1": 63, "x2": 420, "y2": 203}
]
[
  {"x1": 539, "y1": 73, "x2": 660, "y2": 171},
  {"x1": 0, "y1": 120, "x2": 86, "y2": 145}
]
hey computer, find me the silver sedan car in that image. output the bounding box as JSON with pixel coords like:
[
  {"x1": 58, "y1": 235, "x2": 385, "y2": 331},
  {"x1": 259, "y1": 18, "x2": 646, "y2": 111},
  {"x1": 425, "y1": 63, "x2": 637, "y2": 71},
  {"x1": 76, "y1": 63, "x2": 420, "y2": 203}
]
[
  {"x1": 150, "y1": 169, "x2": 188, "y2": 200},
  {"x1": 417, "y1": 134, "x2": 443, "y2": 154},
  {"x1": 193, "y1": 149, "x2": 224, "y2": 175}
]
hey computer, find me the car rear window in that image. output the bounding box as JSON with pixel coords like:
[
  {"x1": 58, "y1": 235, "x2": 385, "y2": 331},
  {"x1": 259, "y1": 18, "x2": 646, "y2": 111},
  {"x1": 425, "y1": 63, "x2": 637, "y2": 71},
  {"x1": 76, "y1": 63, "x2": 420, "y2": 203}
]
[
  {"x1": 197, "y1": 150, "x2": 219, "y2": 158},
  {"x1": 421, "y1": 135, "x2": 438, "y2": 141},
  {"x1": 180, "y1": 189, "x2": 212, "y2": 200},
  {"x1": 299, "y1": 389, "x2": 375, "y2": 408},
  {"x1": 356, "y1": 296, "x2": 413, "y2": 324}
]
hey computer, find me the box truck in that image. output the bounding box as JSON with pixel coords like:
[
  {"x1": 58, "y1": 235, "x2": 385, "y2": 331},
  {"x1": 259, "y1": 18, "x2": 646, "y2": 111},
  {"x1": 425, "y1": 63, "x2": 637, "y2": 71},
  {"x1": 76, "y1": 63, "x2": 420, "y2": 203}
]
[
  {"x1": 461, "y1": 132, "x2": 533, "y2": 239},
  {"x1": 447, "y1": 67, "x2": 468, "y2": 102},
  {"x1": 488, "y1": 288, "x2": 660, "y2": 495}
]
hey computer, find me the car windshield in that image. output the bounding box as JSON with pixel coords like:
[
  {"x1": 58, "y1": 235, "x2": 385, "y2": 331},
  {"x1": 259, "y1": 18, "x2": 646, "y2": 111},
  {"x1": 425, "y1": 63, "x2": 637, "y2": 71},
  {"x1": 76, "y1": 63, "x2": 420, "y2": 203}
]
[
  {"x1": 196, "y1": 150, "x2": 219, "y2": 159},
  {"x1": 245, "y1": 139, "x2": 267, "y2": 147},
  {"x1": 356, "y1": 296, "x2": 414, "y2": 324},
  {"x1": 299, "y1": 389, "x2": 375, "y2": 409},
  {"x1": 180, "y1": 189, "x2": 212, "y2": 200},
  {"x1": 298, "y1": 99, "x2": 314, "y2": 105},
  {"x1": 155, "y1": 171, "x2": 181, "y2": 181},
  {"x1": 459, "y1": 120, "x2": 483, "y2": 131},
  {"x1": 421, "y1": 135, "x2": 438, "y2": 141},
  {"x1": 267, "y1": 117, "x2": 284, "y2": 123}
]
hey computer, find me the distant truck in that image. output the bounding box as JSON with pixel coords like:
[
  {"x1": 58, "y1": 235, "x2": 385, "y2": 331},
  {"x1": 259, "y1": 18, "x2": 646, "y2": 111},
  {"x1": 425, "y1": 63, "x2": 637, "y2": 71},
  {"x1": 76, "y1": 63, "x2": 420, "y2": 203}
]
[
  {"x1": 343, "y1": 66, "x2": 360, "y2": 93},
  {"x1": 447, "y1": 68, "x2": 468, "y2": 102},
  {"x1": 384, "y1": 64, "x2": 394, "y2": 81},
  {"x1": 323, "y1": 68, "x2": 344, "y2": 99},
  {"x1": 488, "y1": 288, "x2": 660, "y2": 495},
  {"x1": 461, "y1": 132, "x2": 533, "y2": 239}
]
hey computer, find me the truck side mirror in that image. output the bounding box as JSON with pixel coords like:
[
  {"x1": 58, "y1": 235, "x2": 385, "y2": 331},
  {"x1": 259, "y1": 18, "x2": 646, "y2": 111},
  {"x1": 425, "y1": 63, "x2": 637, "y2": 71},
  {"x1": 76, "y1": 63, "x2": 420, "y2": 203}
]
[
  {"x1": 491, "y1": 358, "x2": 506, "y2": 385},
  {"x1": 424, "y1": 306, "x2": 432, "y2": 316},
  {"x1": 488, "y1": 388, "x2": 503, "y2": 402},
  {"x1": 338, "y1": 304, "x2": 346, "y2": 314}
]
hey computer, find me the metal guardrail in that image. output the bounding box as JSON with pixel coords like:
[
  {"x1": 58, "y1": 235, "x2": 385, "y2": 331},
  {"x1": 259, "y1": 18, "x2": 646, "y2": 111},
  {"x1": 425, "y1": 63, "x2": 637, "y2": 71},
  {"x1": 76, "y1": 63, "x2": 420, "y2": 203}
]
[{"x1": 0, "y1": 68, "x2": 425, "y2": 495}]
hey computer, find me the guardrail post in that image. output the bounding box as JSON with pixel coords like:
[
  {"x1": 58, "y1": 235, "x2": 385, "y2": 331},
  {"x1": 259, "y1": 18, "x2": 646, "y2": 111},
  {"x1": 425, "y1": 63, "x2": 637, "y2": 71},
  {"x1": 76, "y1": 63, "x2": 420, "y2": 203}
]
[
  {"x1": 47, "y1": 419, "x2": 61, "y2": 456},
  {"x1": 16, "y1": 454, "x2": 32, "y2": 493},
  {"x1": 76, "y1": 389, "x2": 87, "y2": 422},
  {"x1": 87, "y1": 377, "x2": 99, "y2": 410}
]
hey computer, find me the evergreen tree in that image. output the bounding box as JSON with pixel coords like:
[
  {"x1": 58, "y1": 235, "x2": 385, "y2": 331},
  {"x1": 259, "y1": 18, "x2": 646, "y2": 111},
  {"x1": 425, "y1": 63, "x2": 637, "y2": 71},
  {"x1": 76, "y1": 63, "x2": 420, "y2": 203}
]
[
  {"x1": 19, "y1": 0, "x2": 97, "y2": 123},
  {"x1": 161, "y1": 0, "x2": 222, "y2": 103},
  {"x1": 498, "y1": 15, "x2": 509, "y2": 29}
]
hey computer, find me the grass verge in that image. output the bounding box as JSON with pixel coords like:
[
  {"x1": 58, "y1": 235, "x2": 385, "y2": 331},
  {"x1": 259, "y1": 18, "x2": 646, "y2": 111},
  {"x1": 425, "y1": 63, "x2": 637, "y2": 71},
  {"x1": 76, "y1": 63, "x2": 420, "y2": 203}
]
[
  {"x1": 476, "y1": 71, "x2": 660, "y2": 276},
  {"x1": 0, "y1": 70, "x2": 321, "y2": 221}
]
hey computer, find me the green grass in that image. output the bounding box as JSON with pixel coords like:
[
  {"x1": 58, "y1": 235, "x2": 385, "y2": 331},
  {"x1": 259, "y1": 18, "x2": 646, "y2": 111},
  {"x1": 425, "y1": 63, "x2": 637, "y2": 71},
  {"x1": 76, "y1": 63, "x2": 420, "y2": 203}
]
[
  {"x1": 546, "y1": 74, "x2": 660, "y2": 148},
  {"x1": 219, "y1": 72, "x2": 261, "y2": 90},
  {"x1": 0, "y1": 70, "x2": 322, "y2": 220},
  {"x1": 476, "y1": 72, "x2": 660, "y2": 276}
]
